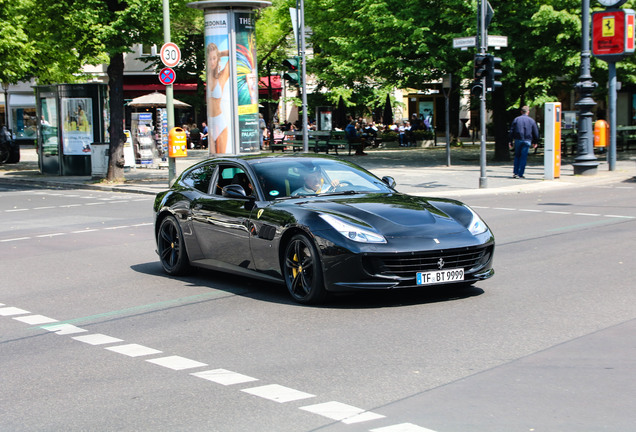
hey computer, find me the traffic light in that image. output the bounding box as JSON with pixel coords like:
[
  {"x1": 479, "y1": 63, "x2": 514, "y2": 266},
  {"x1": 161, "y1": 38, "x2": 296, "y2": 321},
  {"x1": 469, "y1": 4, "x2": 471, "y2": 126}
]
[
  {"x1": 474, "y1": 54, "x2": 488, "y2": 80},
  {"x1": 282, "y1": 56, "x2": 301, "y2": 85},
  {"x1": 470, "y1": 79, "x2": 483, "y2": 97},
  {"x1": 486, "y1": 54, "x2": 502, "y2": 91}
]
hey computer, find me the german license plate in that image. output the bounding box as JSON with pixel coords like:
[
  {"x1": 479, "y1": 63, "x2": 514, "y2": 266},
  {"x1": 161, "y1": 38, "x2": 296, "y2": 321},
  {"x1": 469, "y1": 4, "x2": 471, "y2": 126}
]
[{"x1": 417, "y1": 268, "x2": 464, "y2": 285}]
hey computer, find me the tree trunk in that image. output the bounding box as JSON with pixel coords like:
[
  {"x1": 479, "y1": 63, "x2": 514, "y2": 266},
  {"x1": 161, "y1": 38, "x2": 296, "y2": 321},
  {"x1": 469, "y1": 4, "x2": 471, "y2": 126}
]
[{"x1": 106, "y1": 52, "x2": 125, "y2": 181}]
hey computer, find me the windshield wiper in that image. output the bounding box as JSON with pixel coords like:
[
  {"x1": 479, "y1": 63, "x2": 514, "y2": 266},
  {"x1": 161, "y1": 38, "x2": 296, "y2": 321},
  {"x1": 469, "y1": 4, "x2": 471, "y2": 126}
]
[{"x1": 321, "y1": 190, "x2": 358, "y2": 196}]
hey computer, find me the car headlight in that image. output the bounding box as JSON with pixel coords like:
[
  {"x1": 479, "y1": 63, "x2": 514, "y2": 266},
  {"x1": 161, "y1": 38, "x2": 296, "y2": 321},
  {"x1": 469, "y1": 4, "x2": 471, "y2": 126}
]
[
  {"x1": 466, "y1": 206, "x2": 488, "y2": 235},
  {"x1": 319, "y1": 214, "x2": 387, "y2": 243}
]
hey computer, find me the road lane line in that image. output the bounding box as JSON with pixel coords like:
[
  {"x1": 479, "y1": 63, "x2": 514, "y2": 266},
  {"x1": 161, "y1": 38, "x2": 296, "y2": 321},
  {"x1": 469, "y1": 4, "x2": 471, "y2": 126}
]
[
  {"x1": 0, "y1": 307, "x2": 30, "y2": 316},
  {"x1": 146, "y1": 356, "x2": 207, "y2": 371},
  {"x1": 604, "y1": 214, "x2": 635, "y2": 219},
  {"x1": 241, "y1": 384, "x2": 315, "y2": 403},
  {"x1": 0, "y1": 237, "x2": 31, "y2": 242},
  {"x1": 191, "y1": 369, "x2": 259, "y2": 386},
  {"x1": 42, "y1": 323, "x2": 87, "y2": 335},
  {"x1": 105, "y1": 344, "x2": 162, "y2": 357},
  {"x1": 13, "y1": 315, "x2": 58, "y2": 325},
  {"x1": 72, "y1": 334, "x2": 124, "y2": 345},
  {"x1": 370, "y1": 424, "x2": 438, "y2": 432},
  {"x1": 300, "y1": 401, "x2": 385, "y2": 424}
]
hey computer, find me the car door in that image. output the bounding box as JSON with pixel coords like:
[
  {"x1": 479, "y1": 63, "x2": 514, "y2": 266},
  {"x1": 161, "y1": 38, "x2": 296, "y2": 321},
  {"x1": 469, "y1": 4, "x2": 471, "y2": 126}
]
[{"x1": 190, "y1": 163, "x2": 255, "y2": 269}]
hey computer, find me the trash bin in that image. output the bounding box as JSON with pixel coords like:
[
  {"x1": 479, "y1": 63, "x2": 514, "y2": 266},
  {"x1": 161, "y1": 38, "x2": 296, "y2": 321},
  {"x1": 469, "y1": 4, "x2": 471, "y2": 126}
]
[
  {"x1": 91, "y1": 143, "x2": 110, "y2": 178},
  {"x1": 168, "y1": 127, "x2": 188, "y2": 158},
  {"x1": 594, "y1": 119, "x2": 608, "y2": 148}
]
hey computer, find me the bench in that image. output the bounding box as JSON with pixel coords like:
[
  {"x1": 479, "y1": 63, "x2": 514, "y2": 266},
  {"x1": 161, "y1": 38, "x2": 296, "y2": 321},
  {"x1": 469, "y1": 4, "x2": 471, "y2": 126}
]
[{"x1": 269, "y1": 131, "x2": 363, "y2": 155}]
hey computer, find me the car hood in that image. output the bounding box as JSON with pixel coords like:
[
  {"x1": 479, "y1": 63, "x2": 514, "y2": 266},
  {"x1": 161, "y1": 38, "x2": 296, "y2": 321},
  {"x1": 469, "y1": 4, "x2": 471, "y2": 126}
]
[{"x1": 291, "y1": 193, "x2": 470, "y2": 238}]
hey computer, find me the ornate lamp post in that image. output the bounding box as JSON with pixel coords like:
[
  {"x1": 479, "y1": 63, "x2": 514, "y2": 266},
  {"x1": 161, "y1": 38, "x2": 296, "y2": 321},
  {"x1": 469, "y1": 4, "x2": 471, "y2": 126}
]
[{"x1": 573, "y1": 0, "x2": 599, "y2": 175}]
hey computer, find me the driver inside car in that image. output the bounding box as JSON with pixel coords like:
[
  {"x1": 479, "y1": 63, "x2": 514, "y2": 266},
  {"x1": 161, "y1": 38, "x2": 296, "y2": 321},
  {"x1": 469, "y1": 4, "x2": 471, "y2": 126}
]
[{"x1": 292, "y1": 170, "x2": 340, "y2": 196}]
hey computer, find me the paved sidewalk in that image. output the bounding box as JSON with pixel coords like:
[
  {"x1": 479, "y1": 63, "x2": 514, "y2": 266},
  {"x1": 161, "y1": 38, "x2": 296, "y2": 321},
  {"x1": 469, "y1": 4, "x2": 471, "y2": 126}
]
[{"x1": 1, "y1": 145, "x2": 634, "y2": 197}]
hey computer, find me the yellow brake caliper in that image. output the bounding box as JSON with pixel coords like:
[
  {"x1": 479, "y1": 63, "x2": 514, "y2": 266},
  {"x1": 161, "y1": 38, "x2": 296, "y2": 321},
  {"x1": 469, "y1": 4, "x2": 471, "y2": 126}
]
[{"x1": 292, "y1": 253, "x2": 301, "y2": 278}]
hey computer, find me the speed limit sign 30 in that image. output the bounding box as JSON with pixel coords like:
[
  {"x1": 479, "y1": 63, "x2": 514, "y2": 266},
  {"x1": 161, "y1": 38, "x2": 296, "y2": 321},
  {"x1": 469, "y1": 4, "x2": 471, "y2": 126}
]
[{"x1": 160, "y1": 42, "x2": 181, "y2": 68}]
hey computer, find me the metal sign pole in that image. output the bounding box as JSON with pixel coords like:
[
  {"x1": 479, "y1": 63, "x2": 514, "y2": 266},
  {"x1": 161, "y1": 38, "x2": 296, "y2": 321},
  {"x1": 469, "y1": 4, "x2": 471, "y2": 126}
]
[
  {"x1": 163, "y1": 0, "x2": 176, "y2": 184},
  {"x1": 299, "y1": 0, "x2": 309, "y2": 152},
  {"x1": 479, "y1": 0, "x2": 488, "y2": 188},
  {"x1": 608, "y1": 62, "x2": 617, "y2": 171}
]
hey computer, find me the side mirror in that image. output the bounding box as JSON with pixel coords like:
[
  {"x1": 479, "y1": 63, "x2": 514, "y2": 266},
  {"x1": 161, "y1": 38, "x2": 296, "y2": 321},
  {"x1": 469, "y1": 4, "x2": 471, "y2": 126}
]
[
  {"x1": 381, "y1": 176, "x2": 396, "y2": 189},
  {"x1": 222, "y1": 184, "x2": 248, "y2": 198}
]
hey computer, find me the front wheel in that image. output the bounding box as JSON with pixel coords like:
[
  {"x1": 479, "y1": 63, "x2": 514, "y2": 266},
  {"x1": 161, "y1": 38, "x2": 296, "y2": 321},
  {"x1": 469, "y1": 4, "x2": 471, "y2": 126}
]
[
  {"x1": 283, "y1": 234, "x2": 327, "y2": 304},
  {"x1": 157, "y1": 215, "x2": 191, "y2": 275}
]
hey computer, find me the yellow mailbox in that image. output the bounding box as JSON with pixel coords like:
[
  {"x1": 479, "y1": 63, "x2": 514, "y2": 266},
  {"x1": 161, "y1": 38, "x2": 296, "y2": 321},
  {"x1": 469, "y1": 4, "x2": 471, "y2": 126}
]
[{"x1": 168, "y1": 127, "x2": 188, "y2": 158}]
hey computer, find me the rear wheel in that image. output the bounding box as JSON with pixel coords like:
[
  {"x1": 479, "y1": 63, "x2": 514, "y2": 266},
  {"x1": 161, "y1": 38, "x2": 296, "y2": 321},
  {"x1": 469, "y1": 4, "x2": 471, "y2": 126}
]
[
  {"x1": 157, "y1": 215, "x2": 191, "y2": 275},
  {"x1": 283, "y1": 233, "x2": 327, "y2": 304},
  {"x1": 0, "y1": 143, "x2": 10, "y2": 164}
]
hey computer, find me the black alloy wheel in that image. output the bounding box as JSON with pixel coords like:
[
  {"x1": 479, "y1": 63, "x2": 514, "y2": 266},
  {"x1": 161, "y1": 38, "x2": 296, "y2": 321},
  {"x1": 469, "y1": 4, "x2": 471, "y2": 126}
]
[
  {"x1": 157, "y1": 215, "x2": 190, "y2": 275},
  {"x1": 283, "y1": 233, "x2": 327, "y2": 304},
  {"x1": 0, "y1": 143, "x2": 10, "y2": 164}
]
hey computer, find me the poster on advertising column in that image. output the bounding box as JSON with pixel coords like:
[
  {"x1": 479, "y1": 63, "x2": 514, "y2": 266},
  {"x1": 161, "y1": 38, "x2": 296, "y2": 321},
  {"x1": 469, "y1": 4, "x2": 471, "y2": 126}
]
[
  {"x1": 205, "y1": 12, "x2": 232, "y2": 155},
  {"x1": 61, "y1": 98, "x2": 93, "y2": 155},
  {"x1": 235, "y1": 12, "x2": 259, "y2": 153}
]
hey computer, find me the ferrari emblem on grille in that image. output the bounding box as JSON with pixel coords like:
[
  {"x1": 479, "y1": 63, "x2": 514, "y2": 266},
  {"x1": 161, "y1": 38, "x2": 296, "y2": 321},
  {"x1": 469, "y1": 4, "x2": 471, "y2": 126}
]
[{"x1": 437, "y1": 258, "x2": 445, "y2": 269}]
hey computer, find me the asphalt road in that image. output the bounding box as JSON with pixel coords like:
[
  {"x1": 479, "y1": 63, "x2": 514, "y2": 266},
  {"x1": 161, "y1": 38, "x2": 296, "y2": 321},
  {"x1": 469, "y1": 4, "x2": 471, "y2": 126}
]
[{"x1": 1, "y1": 182, "x2": 635, "y2": 432}]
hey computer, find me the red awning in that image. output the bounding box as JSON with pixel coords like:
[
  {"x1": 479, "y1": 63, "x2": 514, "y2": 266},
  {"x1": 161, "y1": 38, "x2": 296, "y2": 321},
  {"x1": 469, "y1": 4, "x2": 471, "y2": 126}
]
[
  {"x1": 259, "y1": 75, "x2": 282, "y2": 90},
  {"x1": 123, "y1": 83, "x2": 198, "y2": 92}
]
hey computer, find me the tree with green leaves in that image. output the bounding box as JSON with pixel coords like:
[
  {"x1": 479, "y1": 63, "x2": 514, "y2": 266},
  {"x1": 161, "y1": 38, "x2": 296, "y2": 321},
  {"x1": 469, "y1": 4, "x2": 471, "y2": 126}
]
[
  {"x1": 0, "y1": 0, "x2": 36, "y2": 100},
  {"x1": 28, "y1": 0, "x2": 184, "y2": 180}
]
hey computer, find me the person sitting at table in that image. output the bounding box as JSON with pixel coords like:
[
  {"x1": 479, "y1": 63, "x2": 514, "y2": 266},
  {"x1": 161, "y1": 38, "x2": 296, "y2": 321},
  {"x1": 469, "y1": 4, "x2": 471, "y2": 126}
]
[{"x1": 345, "y1": 121, "x2": 366, "y2": 155}]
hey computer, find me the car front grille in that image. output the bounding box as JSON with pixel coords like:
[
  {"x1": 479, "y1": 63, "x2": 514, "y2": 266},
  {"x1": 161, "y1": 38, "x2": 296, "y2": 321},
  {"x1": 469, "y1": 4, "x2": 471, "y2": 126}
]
[{"x1": 362, "y1": 245, "x2": 492, "y2": 283}]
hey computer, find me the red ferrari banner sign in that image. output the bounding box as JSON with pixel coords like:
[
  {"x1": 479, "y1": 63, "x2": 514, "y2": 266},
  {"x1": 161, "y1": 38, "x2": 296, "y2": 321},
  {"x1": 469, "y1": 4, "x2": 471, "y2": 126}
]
[{"x1": 592, "y1": 9, "x2": 636, "y2": 61}]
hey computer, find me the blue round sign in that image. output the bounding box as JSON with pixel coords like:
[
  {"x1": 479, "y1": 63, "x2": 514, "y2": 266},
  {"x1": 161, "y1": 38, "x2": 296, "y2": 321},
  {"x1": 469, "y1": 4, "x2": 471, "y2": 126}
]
[{"x1": 159, "y1": 67, "x2": 176, "y2": 85}]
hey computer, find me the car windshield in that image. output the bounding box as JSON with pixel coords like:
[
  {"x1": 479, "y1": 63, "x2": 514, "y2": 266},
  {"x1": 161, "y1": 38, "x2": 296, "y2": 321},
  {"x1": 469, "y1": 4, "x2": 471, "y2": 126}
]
[{"x1": 248, "y1": 158, "x2": 393, "y2": 200}]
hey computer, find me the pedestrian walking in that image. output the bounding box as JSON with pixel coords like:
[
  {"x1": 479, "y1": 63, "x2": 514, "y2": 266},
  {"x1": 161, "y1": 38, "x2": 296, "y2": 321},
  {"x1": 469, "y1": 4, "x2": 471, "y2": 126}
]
[
  {"x1": 201, "y1": 122, "x2": 209, "y2": 150},
  {"x1": 509, "y1": 106, "x2": 539, "y2": 179}
]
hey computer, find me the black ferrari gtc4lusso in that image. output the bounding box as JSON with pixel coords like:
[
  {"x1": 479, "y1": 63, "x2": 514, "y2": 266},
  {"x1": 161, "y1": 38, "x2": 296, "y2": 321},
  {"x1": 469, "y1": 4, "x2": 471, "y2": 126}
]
[{"x1": 154, "y1": 154, "x2": 494, "y2": 304}]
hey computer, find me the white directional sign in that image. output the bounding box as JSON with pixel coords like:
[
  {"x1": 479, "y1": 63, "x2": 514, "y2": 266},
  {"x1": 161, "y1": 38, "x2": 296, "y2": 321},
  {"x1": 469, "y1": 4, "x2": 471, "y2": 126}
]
[
  {"x1": 453, "y1": 35, "x2": 508, "y2": 49},
  {"x1": 160, "y1": 42, "x2": 181, "y2": 68},
  {"x1": 453, "y1": 37, "x2": 476, "y2": 48},
  {"x1": 487, "y1": 35, "x2": 508, "y2": 47}
]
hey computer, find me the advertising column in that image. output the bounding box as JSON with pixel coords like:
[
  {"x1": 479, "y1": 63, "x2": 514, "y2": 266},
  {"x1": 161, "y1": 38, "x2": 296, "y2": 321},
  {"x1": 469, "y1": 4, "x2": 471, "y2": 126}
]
[
  {"x1": 544, "y1": 102, "x2": 562, "y2": 180},
  {"x1": 204, "y1": 8, "x2": 260, "y2": 155}
]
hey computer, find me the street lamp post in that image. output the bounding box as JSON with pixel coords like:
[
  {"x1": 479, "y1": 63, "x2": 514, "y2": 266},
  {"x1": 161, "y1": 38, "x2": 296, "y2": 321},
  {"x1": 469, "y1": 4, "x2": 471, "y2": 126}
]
[
  {"x1": 2, "y1": 82, "x2": 9, "y2": 128},
  {"x1": 573, "y1": 0, "x2": 599, "y2": 175}
]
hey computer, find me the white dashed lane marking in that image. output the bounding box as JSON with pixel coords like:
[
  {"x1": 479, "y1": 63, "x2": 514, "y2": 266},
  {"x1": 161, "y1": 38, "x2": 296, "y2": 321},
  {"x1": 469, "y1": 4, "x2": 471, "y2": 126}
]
[
  {"x1": 300, "y1": 401, "x2": 385, "y2": 424},
  {"x1": 0, "y1": 307, "x2": 30, "y2": 316},
  {"x1": 3, "y1": 301, "x2": 441, "y2": 432},
  {"x1": 73, "y1": 334, "x2": 124, "y2": 346},
  {"x1": 13, "y1": 315, "x2": 57, "y2": 325},
  {"x1": 472, "y1": 205, "x2": 635, "y2": 220},
  {"x1": 104, "y1": 344, "x2": 163, "y2": 357},
  {"x1": 146, "y1": 356, "x2": 207, "y2": 371},
  {"x1": 241, "y1": 384, "x2": 316, "y2": 403},
  {"x1": 191, "y1": 369, "x2": 259, "y2": 386},
  {"x1": 370, "y1": 424, "x2": 438, "y2": 432},
  {"x1": 1, "y1": 195, "x2": 152, "y2": 213},
  {"x1": 0, "y1": 222, "x2": 153, "y2": 243},
  {"x1": 43, "y1": 323, "x2": 87, "y2": 335}
]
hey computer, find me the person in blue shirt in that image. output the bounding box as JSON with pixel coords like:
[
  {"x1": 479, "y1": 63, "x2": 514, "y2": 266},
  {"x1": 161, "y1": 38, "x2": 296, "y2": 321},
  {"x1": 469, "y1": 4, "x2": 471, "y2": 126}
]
[
  {"x1": 345, "y1": 121, "x2": 366, "y2": 155},
  {"x1": 509, "y1": 106, "x2": 540, "y2": 179}
]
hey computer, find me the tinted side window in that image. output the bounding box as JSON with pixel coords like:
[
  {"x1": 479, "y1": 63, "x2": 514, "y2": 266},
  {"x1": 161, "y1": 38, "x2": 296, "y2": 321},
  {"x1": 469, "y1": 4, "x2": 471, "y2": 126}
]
[{"x1": 182, "y1": 164, "x2": 215, "y2": 193}]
